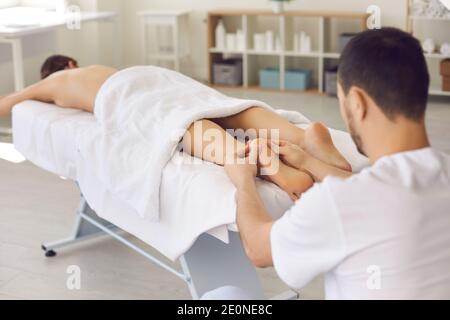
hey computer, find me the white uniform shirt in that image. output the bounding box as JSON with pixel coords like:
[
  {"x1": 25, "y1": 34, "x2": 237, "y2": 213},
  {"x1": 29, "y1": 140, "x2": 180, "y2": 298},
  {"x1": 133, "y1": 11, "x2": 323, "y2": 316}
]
[{"x1": 271, "y1": 148, "x2": 450, "y2": 299}]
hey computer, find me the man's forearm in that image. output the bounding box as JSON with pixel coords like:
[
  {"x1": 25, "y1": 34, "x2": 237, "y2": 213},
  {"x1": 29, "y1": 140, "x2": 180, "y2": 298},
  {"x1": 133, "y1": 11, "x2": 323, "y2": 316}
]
[
  {"x1": 303, "y1": 155, "x2": 352, "y2": 182},
  {"x1": 235, "y1": 179, "x2": 274, "y2": 268}
]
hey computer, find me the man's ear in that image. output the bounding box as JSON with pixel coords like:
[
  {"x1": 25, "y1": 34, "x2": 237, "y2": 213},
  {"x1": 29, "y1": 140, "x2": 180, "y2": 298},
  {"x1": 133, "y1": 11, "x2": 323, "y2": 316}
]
[{"x1": 347, "y1": 87, "x2": 368, "y2": 122}]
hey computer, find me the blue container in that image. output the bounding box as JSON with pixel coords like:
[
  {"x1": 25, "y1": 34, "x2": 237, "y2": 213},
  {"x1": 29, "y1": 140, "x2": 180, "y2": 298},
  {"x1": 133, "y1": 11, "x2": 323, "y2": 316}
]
[
  {"x1": 259, "y1": 68, "x2": 280, "y2": 89},
  {"x1": 285, "y1": 69, "x2": 311, "y2": 91}
]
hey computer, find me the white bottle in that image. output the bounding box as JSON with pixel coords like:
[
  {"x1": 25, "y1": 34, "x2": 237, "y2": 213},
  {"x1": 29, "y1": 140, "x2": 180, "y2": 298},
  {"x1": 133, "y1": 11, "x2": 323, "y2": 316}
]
[
  {"x1": 299, "y1": 32, "x2": 311, "y2": 53},
  {"x1": 275, "y1": 35, "x2": 282, "y2": 52},
  {"x1": 303, "y1": 35, "x2": 312, "y2": 53},
  {"x1": 266, "y1": 31, "x2": 274, "y2": 52},
  {"x1": 215, "y1": 19, "x2": 226, "y2": 50},
  {"x1": 293, "y1": 33, "x2": 299, "y2": 52},
  {"x1": 237, "y1": 29, "x2": 245, "y2": 51},
  {"x1": 254, "y1": 33, "x2": 266, "y2": 51},
  {"x1": 226, "y1": 33, "x2": 237, "y2": 51}
]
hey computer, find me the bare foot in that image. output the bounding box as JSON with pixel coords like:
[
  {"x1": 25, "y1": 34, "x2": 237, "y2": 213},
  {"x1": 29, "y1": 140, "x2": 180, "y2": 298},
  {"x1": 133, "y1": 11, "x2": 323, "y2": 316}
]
[
  {"x1": 303, "y1": 122, "x2": 352, "y2": 172},
  {"x1": 250, "y1": 139, "x2": 314, "y2": 201}
]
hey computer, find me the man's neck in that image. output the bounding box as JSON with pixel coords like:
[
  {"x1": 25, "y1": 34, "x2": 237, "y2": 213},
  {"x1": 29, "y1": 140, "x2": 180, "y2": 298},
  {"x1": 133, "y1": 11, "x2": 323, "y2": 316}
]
[{"x1": 367, "y1": 117, "x2": 430, "y2": 164}]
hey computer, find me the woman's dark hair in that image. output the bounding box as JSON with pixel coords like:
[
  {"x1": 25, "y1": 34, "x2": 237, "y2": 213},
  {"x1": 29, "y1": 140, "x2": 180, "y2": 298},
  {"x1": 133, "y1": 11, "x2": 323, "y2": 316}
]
[
  {"x1": 338, "y1": 27, "x2": 430, "y2": 121},
  {"x1": 40, "y1": 55, "x2": 78, "y2": 79}
]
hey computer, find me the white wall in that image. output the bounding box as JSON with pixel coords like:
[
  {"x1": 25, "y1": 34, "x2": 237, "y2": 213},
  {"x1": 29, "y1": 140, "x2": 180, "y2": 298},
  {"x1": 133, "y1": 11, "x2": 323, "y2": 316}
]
[{"x1": 0, "y1": 0, "x2": 408, "y2": 95}]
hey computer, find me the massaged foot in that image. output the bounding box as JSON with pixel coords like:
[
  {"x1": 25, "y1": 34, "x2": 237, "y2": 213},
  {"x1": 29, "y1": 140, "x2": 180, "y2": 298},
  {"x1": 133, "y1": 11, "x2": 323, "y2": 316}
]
[
  {"x1": 250, "y1": 139, "x2": 314, "y2": 201},
  {"x1": 302, "y1": 122, "x2": 352, "y2": 172}
]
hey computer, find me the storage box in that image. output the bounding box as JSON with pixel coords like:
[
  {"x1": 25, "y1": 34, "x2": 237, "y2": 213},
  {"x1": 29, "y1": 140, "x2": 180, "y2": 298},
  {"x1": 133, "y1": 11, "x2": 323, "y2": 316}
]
[
  {"x1": 443, "y1": 76, "x2": 450, "y2": 92},
  {"x1": 259, "y1": 68, "x2": 280, "y2": 89},
  {"x1": 259, "y1": 68, "x2": 312, "y2": 91},
  {"x1": 285, "y1": 69, "x2": 312, "y2": 91},
  {"x1": 339, "y1": 33, "x2": 358, "y2": 52},
  {"x1": 325, "y1": 68, "x2": 338, "y2": 96},
  {"x1": 441, "y1": 59, "x2": 450, "y2": 77},
  {"x1": 213, "y1": 59, "x2": 243, "y2": 86}
]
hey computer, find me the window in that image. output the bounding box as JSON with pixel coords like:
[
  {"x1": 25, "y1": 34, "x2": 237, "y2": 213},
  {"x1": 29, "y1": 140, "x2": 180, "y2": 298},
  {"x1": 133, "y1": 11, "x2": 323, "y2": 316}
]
[
  {"x1": 1, "y1": 1, "x2": 65, "y2": 10},
  {"x1": 0, "y1": 0, "x2": 19, "y2": 9},
  {"x1": 0, "y1": 0, "x2": 67, "y2": 27}
]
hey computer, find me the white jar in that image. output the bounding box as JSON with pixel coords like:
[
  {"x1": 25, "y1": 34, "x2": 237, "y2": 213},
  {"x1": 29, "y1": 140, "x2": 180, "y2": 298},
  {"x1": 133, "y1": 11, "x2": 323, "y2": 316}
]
[
  {"x1": 272, "y1": 1, "x2": 284, "y2": 14},
  {"x1": 215, "y1": 19, "x2": 226, "y2": 50}
]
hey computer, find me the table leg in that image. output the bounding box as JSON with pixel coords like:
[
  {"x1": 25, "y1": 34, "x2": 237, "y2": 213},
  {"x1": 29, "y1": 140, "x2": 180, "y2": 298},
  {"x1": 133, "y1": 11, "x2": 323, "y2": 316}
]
[
  {"x1": 140, "y1": 18, "x2": 147, "y2": 65},
  {"x1": 173, "y1": 19, "x2": 180, "y2": 72},
  {"x1": 11, "y1": 38, "x2": 25, "y2": 91},
  {"x1": 0, "y1": 37, "x2": 25, "y2": 92},
  {"x1": 111, "y1": 16, "x2": 121, "y2": 68},
  {"x1": 180, "y1": 232, "x2": 265, "y2": 300}
]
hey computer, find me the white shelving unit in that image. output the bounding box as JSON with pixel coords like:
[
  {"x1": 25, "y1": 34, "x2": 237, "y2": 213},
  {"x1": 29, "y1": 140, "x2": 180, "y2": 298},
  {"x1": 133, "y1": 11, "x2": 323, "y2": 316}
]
[
  {"x1": 407, "y1": 1, "x2": 450, "y2": 96},
  {"x1": 207, "y1": 10, "x2": 368, "y2": 94},
  {"x1": 138, "y1": 10, "x2": 191, "y2": 72}
]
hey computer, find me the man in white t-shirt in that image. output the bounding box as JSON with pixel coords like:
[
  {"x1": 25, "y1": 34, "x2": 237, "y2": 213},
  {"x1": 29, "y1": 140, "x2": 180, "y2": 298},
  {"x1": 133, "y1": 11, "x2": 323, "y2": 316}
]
[{"x1": 223, "y1": 27, "x2": 450, "y2": 300}]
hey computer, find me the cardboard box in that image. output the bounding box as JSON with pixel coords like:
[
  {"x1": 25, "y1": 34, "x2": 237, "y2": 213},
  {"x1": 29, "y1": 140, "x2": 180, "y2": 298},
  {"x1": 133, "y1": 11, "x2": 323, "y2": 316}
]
[
  {"x1": 441, "y1": 59, "x2": 450, "y2": 77},
  {"x1": 443, "y1": 76, "x2": 450, "y2": 92}
]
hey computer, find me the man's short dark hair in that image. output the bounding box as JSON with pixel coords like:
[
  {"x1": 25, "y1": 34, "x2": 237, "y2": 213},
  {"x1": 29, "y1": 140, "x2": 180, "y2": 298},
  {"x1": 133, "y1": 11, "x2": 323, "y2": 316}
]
[
  {"x1": 338, "y1": 27, "x2": 429, "y2": 121},
  {"x1": 40, "y1": 55, "x2": 78, "y2": 79}
]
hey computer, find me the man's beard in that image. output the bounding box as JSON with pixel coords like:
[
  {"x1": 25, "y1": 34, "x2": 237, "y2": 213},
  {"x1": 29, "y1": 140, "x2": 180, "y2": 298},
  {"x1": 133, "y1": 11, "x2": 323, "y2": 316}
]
[
  {"x1": 350, "y1": 128, "x2": 366, "y2": 157},
  {"x1": 344, "y1": 106, "x2": 367, "y2": 157}
]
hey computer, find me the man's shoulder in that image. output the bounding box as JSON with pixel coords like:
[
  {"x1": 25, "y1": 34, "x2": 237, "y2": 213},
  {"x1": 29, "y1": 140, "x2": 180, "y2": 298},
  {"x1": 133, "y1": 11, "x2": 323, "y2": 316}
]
[
  {"x1": 321, "y1": 169, "x2": 374, "y2": 190},
  {"x1": 319, "y1": 148, "x2": 450, "y2": 199}
]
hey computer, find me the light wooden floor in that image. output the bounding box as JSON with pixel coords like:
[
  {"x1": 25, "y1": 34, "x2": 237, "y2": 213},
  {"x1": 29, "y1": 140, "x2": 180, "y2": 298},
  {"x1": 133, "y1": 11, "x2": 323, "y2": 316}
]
[{"x1": 0, "y1": 91, "x2": 448, "y2": 300}]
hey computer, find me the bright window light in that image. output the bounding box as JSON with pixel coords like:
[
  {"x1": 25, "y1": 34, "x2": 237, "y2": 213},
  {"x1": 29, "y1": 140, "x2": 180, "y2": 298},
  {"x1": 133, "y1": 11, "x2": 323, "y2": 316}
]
[
  {"x1": 0, "y1": 1, "x2": 67, "y2": 27},
  {"x1": 0, "y1": 142, "x2": 26, "y2": 164},
  {"x1": 441, "y1": 0, "x2": 450, "y2": 10},
  {"x1": 0, "y1": 7, "x2": 58, "y2": 27}
]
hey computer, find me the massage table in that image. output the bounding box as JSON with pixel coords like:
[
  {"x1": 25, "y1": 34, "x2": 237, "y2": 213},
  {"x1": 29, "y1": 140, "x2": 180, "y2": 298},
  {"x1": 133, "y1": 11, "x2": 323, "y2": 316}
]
[{"x1": 12, "y1": 100, "x2": 369, "y2": 300}]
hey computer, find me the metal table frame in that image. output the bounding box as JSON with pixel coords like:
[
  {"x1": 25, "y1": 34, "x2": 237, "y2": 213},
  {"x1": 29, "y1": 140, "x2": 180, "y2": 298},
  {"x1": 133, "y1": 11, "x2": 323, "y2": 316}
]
[{"x1": 42, "y1": 193, "x2": 299, "y2": 300}]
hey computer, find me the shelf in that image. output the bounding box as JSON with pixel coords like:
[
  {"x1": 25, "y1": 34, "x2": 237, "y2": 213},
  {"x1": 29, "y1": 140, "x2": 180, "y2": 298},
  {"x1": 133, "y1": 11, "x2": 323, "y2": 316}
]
[
  {"x1": 209, "y1": 48, "x2": 244, "y2": 54},
  {"x1": 322, "y1": 52, "x2": 341, "y2": 59},
  {"x1": 284, "y1": 51, "x2": 321, "y2": 58},
  {"x1": 148, "y1": 52, "x2": 190, "y2": 61},
  {"x1": 429, "y1": 88, "x2": 450, "y2": 96},
  {"x1": 247, "y1": 50, "x2": 283, "y2": 56},
  {"x1": 209, "y1": 10, "x2": 370, "y2": 19},
  {"x1": 409, "y1": 15, "x2": 450, "y2": 21},
  {"x1": 208, "y1": 10, "x2": 368, "y2": 94},
  {"x1": 425, "y1": 53, "x2": 450, "y2": 59},
  {"x1": 209, "y1": 49, "x2": 332, "y2": 58},
  {"x1": 214, "y1": 84, "x2": 450, "y2": 97},
  {"x1": 408, "y1": 1, "x2": 450, "y2": 98},
  {"x1": 213, "y1": 84, "x2": 322, "y2": 95}
]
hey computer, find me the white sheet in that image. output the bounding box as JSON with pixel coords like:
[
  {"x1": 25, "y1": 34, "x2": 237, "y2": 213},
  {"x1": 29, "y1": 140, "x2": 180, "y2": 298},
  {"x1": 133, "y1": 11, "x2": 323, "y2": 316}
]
[
  {"x1": 12, "y1": 101, "x2": 369, "y2": 261},
  {"x1": 78, "y1": 66, "x2": 277, "y2": 221}
]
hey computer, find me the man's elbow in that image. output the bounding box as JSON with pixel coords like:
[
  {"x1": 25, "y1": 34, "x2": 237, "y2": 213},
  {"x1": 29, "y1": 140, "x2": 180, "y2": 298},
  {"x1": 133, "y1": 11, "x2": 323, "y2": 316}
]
[{"x1": 245, "y1": 246, "x2": 271, "y2": 268}]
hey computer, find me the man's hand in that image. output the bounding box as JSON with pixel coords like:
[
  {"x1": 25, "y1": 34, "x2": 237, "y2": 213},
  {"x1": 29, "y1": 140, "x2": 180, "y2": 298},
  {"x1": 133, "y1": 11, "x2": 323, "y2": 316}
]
[
  {"x1": 224, "y1": 141, "x2": 274, "y2": 268},
  {"x1": 272, "y1": 140, "x2": 310, "y2": 170},
  {"x1": 224, "y1": 142, "x2": 258, "y2": 189}
]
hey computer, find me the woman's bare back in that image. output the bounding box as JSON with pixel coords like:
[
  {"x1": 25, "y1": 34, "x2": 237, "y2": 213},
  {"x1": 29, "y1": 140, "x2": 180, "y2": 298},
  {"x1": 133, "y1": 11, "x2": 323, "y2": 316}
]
[
  {"x1": 48, "y1": 65, "x2": 117, "y2": 112},
  {"x1": 0, "y1": 65, "x2": 117, "y2": 116}
]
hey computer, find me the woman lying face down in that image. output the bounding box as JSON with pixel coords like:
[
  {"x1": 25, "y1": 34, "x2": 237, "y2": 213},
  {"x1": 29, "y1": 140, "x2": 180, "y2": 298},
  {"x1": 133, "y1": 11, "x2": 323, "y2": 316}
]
[{"x1": 0, "y1": 55, "x2": 352, "y2": 200}]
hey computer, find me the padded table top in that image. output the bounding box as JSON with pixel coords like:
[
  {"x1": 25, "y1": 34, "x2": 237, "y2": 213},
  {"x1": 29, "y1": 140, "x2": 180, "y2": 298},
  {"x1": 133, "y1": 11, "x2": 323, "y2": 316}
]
[{"x1": 12, "y1": 101, "x2": 368, "y2": 260}]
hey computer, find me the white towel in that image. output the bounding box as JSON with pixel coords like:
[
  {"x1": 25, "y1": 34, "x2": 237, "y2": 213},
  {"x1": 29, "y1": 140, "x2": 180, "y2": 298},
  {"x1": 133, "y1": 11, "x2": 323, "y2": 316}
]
[{"x1": 74, "y1": 66, "x2": 276, "y2": 221}]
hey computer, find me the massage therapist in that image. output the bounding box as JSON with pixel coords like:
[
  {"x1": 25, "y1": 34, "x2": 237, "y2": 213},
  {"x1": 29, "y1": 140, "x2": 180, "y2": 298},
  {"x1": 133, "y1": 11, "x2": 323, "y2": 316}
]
[{"x1": 222, "y1": 28, "x2": 450, "y2": 300}]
